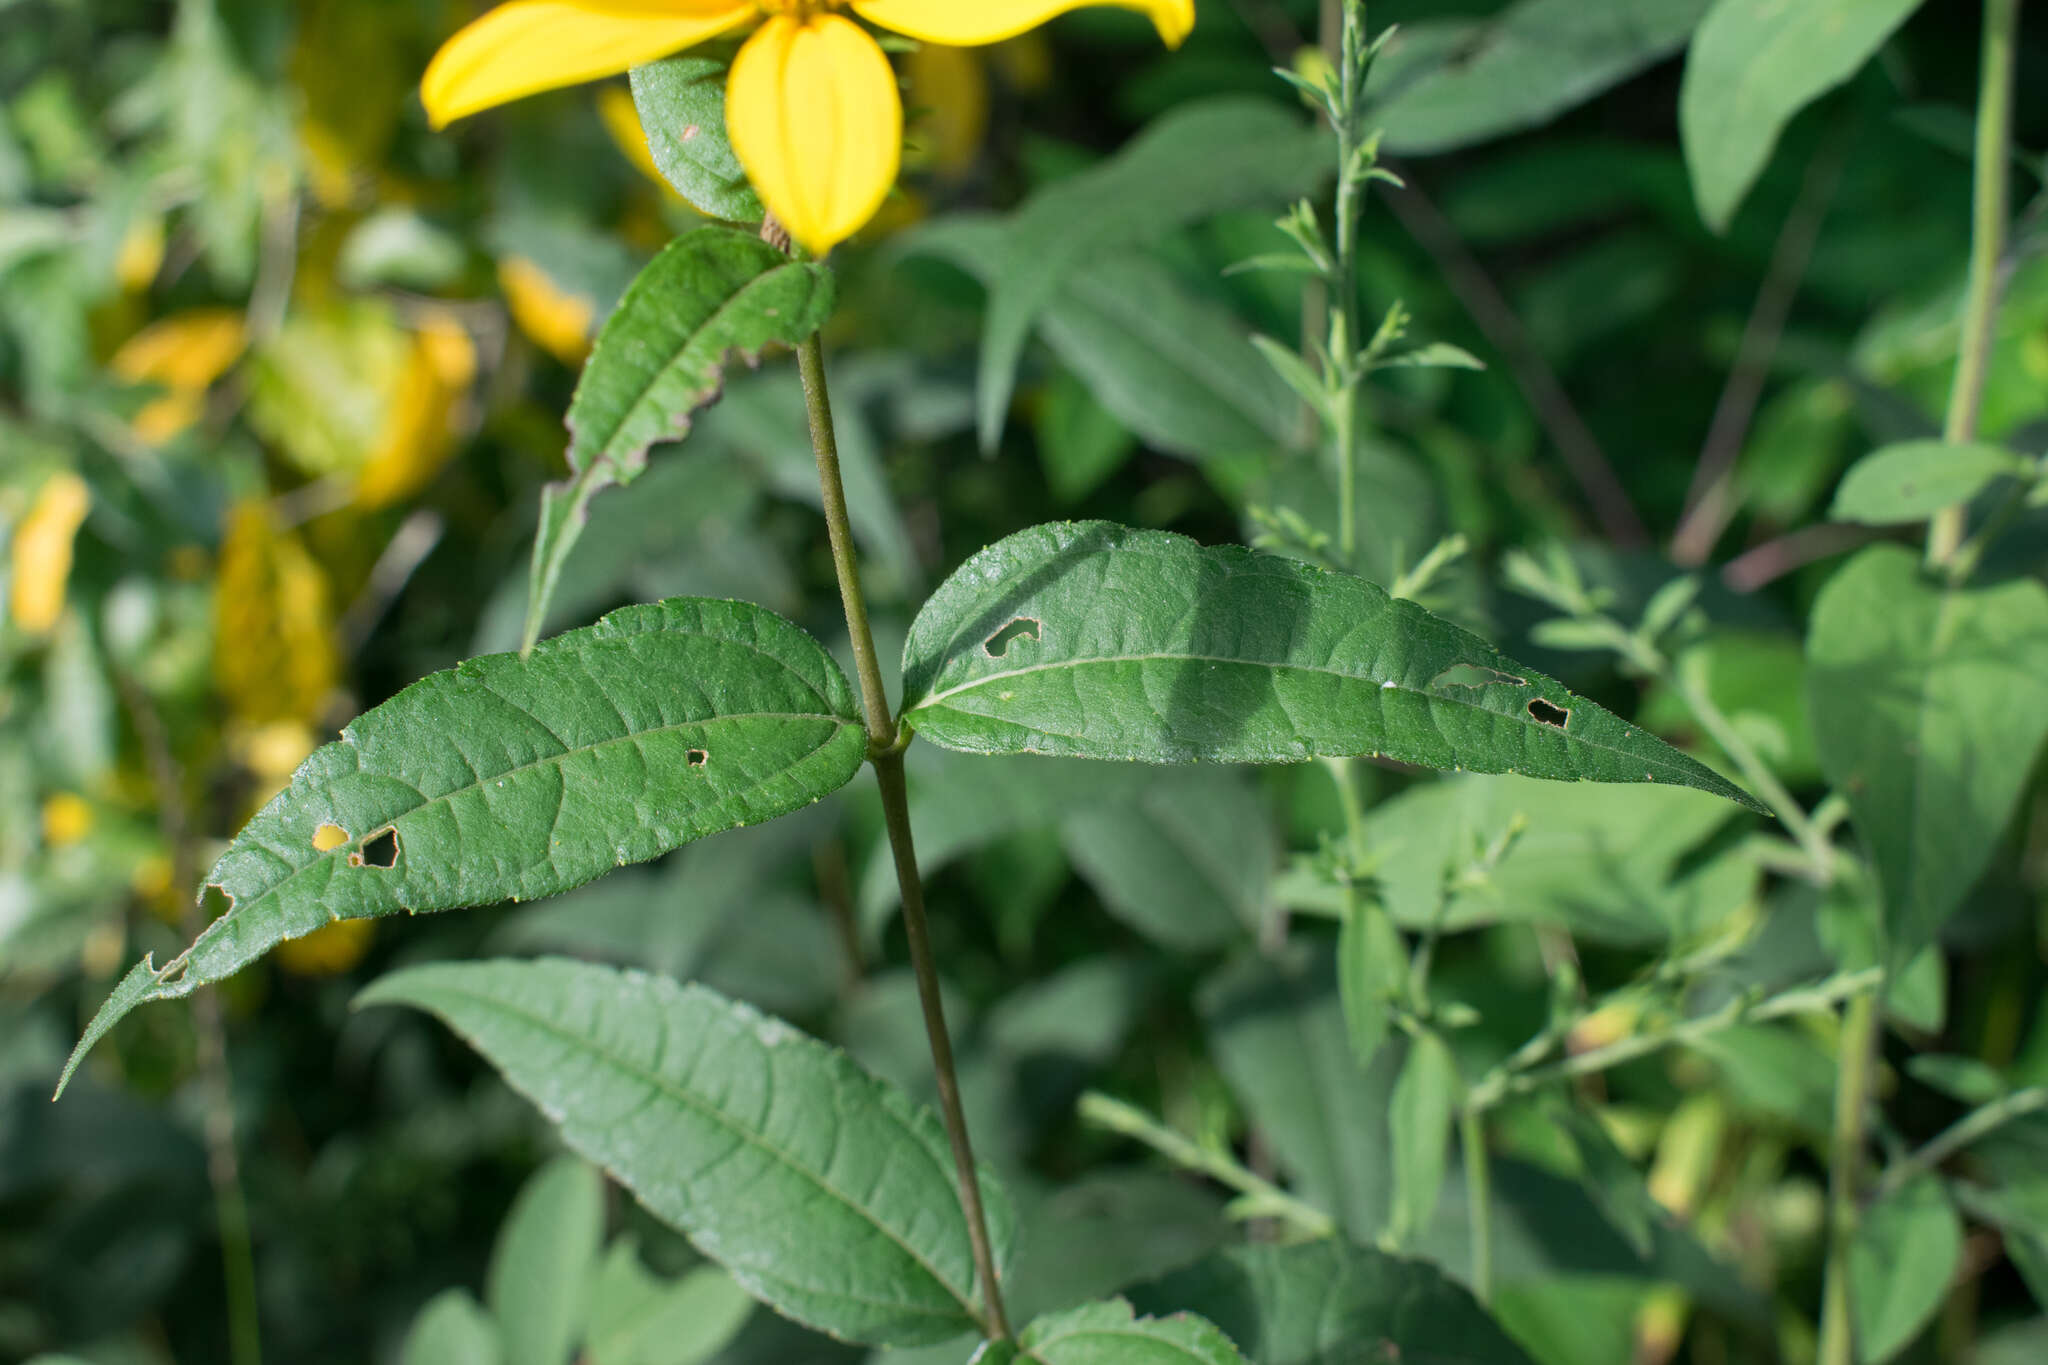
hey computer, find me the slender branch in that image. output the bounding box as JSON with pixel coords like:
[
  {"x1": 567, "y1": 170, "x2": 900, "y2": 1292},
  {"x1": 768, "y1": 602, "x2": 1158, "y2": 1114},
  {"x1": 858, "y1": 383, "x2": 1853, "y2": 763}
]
[
  {"x1": 797, "y1": 331, "x2": 1012, "y2": 1341},
  {"x1": 1463, "y1": 969, "x2": 1881, "y2": 1113},
  {"x1": 1380, "y1": 176, "x2": 1647, "y2": 546},
  {"x1": 1720, "y1": 523, "x2": 1875, "y2": 593},
  {"x1": 1665, "y1": 667, "x2": 1830, "y2": 880},
  {"x1": 1671, "y1": 128, "x2": 1849, "y2": 566},
  {"x1": 1930, "y1": 0, "x2": 2020, "y2": 567},
  {"x1": 1079, "y1": 1091, "x2": 1336, "y2": 1239},
  {"x1": 1878, "y1": 1085, "x2": 2048, "y2": 1199},
  {"x1": 1818, "y1": 992, "x2": 1881, "y2": 1365}
]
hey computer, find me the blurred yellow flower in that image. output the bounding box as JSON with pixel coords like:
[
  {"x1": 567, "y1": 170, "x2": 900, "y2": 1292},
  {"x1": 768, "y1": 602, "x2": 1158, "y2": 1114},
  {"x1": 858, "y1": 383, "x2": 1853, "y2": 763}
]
[
  {"x1": 424, "y1": 1, "x2": 1194, "y2": 255},
  {"x1": 9, "y1": 471, "x2": 91, "y2": 635},
  {"x1": 499, "y1": 256, "x2": 599, "y2": 366},
  {"x1": 109, "y1": 309, "x2": 248, "y2": 443},
  {"x1": 275, "y1": 918, "x2": 377, "y2": 977},
  {"x1": 41, "y1": 792, "x2": 94, "y2": 847},
  {"x1": 215, "y1": 502, "x2": 340, "y2": 730},
  {"x1": 356, "y1": 311, "x2": 478, "y2": 508}
]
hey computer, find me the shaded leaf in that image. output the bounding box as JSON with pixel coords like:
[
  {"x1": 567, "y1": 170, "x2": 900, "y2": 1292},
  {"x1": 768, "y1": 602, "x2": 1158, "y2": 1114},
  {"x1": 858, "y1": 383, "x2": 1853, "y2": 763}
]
[
  {"x1": 900, "y1": 523, "x2": 1760, "y2": 811},
  {"x1": 58, "y1": 598, "x2": 864, "y2": 1096},
  {"x1": 1681, "y1": 0, "x2": 1924, "y2": 231},
  {"x1": 1849, "y1": 1174, "x2": 1961, "y2": 1363},
  {"x1": 629, "y1": 55, "x2": 763, "y2": 223},
  {"x1": 1389, "y1": 1029, "x2": 1460, "y2": 1244},
  {"x1": 358, "y1": 957, "x2": 1014, "y2": 1346},
  {"x1": 586, "y1": 1244, "x2": 754, "y2": 1365},
  {"x1": 402, "y1": 1289, "x2": 504, "y2": 1365},
  {"x1": 990, "y1": 1298, "x2": 1248, "y2": 1365},
  {"x1": 1830, "y1": 440, "x2": 2029, "y2": 523},
  {"x1": 1808, "y1": 545, "x2": 2048, "y2": 969},
  {"x1": 488, "y1": 1156, "x2": 605, "y2": 1365}
]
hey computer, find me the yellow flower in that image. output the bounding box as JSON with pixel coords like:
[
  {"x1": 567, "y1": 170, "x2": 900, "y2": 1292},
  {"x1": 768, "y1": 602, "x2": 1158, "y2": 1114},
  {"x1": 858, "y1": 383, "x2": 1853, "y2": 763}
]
[
  {"x1": 8, "y1": 471, "x2": 91, "y2": 635},
  {"x1": 424, "y1": 1, "x2": 1195, "y2": 256}
]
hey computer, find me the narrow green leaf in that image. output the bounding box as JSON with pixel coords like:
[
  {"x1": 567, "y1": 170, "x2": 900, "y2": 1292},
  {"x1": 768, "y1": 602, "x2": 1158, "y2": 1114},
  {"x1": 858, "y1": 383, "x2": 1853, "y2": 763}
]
[
  {"x1": 1830, "y1": 439, "x2": 2028, "y2": 523},
  {"x1": 1337, "y1": 900, "x2": 1405, "y2": 1067},
  {"x1": 357, "y1": 957, "x2": 1014, "y2": 1347},
  {"x1": 403, "y1": 1290, "x2": 505, "y2": 1365},
  {"x1": 1373, "y1": 341, "x2": 1487, "y2": 372},
  {"x1": 1849, "y1": 1174, "x2": 1961, "y2": 1364},
  {"x1": 1389, "y1": 1029, "x2": 1460, "y2": 1244},
  {"x1": 1128, "y1": 1240, "x2": 1538, "y2": 1365},
  {"x1": 488, "y1": 1156, "x2": 605, "y2": 1365},
  {"x1": 57, "y1": 598, "x2": 865, "y2": 1097},
  {"x1": 526, "y1": 228, "x2": 834, "y2": 649},
  {"x1": 586, "y1": 1245, "x2": 754, "y2": 1365},
  {"x1": 971, "y1": 97, "x2": 1332, "y2": 451},
  {"x1": 900, "y1": 522, "x2": 1761, "y2": 811},
  {"x1": 1680, "y1": 0, "x2": 1925, "y2": 232},
  {"x1": 990, "y1": 1298, "x2": 1248, "y2": 1365},
  {"x1": 1373, "y1": 0, "x2": 1710, "y2": 156},
  {"x1": 1808, "y1": 545, "x2": 2048, "y2": 969},
  {"x1": 627, "y1": 56, "x2": 762, "y2": 222}
]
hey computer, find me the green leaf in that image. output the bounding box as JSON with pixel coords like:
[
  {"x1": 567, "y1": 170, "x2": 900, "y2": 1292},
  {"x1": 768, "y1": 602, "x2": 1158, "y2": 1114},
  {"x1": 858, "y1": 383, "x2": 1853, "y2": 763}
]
[
  {"x1": 970, "y1": 97, "x2": 1332, "y2": 451},
  {"x1": 527, "y1": 228, "x2": 834, "y2": 649},
  {"x1": 1058, "y1": 768, "x2": 1274, "y2": 951},
  {"x1": 987, "y1": 1298, "x2": 1248, "y2": 1365},
  {"x1": 1336, "y1": 899, "x2": 1405, "y2": 1067},
  {"x1": 1849, "y1": 1174, "x2": 1961, "y2": 1364},
  {"x1": 57, "y1": 598, "x2": 865, "y2": 1098},
  {"x1": 1808, "y1": 545, "x2": 2048, "y2": 970},
  {"x1": 1200, "y1": 946, "x2": 1396, "y2": 1241},
  {"x1": 586, "y1": 1244, "x2": 754, "y2": 1365},
  {"x1": 1373, "y1": 0, "x2": 1711, "y2": 156},
  {"x1": 1680, "y1": 0, "x2": 1925, "y2": 232},
  {"x1": 403, "y1": 1290, "x2": 505, "y2": 1365},
  {"x1": 1128, "y1": 1240, "x2": 1537, "y2": 1365},
  {"x1": 488, "y1": 1156, "x2": 605, "y2": 1365},
  {"x1": 1389, "y1": 1029, "x2": 1460, "y2": 1244},
  {"x1": 357, "y1": 957, "x2": 1014, "y2": 1346},
  {"x1": 899, "y1": 523, "x2": 1761, "y2": 812},
  {"x1": 1830, "y1": 439, "x2": 2029, "y2": 523},
  {"x1": 628, "y1": 56, "x2": 762, "y2": 222}
]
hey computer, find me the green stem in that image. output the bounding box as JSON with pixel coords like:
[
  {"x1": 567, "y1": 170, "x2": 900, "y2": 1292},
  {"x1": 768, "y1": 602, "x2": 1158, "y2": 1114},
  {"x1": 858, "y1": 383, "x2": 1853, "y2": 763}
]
[
  {"x1": 1877, "y1": 1084, "x2": 2048, "y2": 1200},
  {"x1": 1666, "y1": 666, "x2": 1830, "y2": 880},
  {"x1": 194, "y1": 986, "x2": 264, "y2": 1365},
  {"x1": 1460, "y1": 1106, "x2": 1493, "y2": 1305},
  {"x1": 1818, "y1": 992, "x2": 1881, "y2": 1365},
  {"x1": 1080, "y1": 1091, "x2": 1336, "y2": 1239},
  {"x1": 1929, "y1": 0, "x2": 2020, "y2": 567},
  {"x1": 797, "y1": 333, "x2": 1012, "y2": 1342}
]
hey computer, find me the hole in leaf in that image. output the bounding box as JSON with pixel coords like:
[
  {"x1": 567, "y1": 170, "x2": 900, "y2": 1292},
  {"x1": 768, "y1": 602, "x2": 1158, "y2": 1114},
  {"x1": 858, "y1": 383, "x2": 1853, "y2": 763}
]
[
  {"x1": 1430, "y1": 663, "x2": 1526, "y2": 690},
  {"x1": 351, "y1": 827, "x2": 400, "y2": 870},
  {"x1": 312, "y1": 823, "x2": 349, "y2": 852},
  {"x1": 984, "y1": 618, "x2": 1042, "y2": 658},
  {"x1": 687, "y1": 749, "x2": 709, "y2": 768},
  {"x1": 1527, "y1": 698, "x2": 1570, "y2": 729},
  {"x1": 198, "y1": 883, "x2": 235, "y2": 922}
]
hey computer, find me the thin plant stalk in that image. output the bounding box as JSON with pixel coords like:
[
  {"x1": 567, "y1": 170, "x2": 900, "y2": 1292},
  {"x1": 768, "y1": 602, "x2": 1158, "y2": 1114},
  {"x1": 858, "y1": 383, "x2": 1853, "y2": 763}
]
[
  {"x1": 1818, "y1": 992, "x2": 1880, "y2": 1365},
  {"x1": 1929, "y1": 0, "x2": 2020, "y2": 567},
  {"x1": 797, "y1": 332, "x2": 1013, "y2": 1342},
  {"x1": 1460, "y1": 1107, "x2": 1493, "y2": 1305}
]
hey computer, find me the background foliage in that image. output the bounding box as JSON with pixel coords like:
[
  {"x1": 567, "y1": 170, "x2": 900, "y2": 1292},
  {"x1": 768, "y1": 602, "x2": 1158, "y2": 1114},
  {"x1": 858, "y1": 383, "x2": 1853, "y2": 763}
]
[{"x1": 5, "y1": 1, "x2": 2048, "y2": 1363}]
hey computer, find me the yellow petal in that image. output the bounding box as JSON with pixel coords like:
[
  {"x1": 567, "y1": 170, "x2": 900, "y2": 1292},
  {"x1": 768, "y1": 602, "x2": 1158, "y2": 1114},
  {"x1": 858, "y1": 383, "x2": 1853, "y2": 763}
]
[
  {"x1": 854, "y1": 0, "x2": 1195, "y2": 49},
  {"x1": 903, "y1": 41, "x2": 989, "y2": 180},
  {"x1": 110, "y1": 309, "x2": 248, "y2": 392},
  {"x1": 499, "y1": 256, "x2": 598, "y2": 365},
  {"x1": 727, "y1": 15, "x2": 901, "y2": 257},
  {"x1": 8, "y1": 472, "x2": 91, "y2": 635},
  {"x1": 423, "y1": 1, "x2": 752, "y2": 129}
]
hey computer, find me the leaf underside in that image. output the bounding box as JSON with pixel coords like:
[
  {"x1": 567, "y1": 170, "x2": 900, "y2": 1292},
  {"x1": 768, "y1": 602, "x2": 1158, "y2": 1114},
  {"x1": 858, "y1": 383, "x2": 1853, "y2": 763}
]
[
  {"x1": 359, "y1": 957, "x2": 1013, "y2": 1347},
  {"x1": 57, "y1": 597, "x2": 865, "y2": 1097},
  {"x1": 900, "y1": 522, "x2": 1761, "y2": 812}
]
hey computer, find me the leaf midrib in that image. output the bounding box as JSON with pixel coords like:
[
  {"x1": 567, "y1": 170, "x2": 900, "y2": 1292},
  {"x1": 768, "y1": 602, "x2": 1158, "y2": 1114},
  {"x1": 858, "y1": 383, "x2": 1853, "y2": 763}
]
[{"x1": 413, "y1": 978, "x2": 982, "y2": 1326}]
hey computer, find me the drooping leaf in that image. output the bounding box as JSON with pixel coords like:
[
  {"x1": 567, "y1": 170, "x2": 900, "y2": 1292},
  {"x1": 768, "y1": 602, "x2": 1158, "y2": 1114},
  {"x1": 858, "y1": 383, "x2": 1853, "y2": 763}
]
[
  {"x1": 57, "y1": 598, "x2": 864, "y2": 1097},
  {"x1": 980, "y1": 1298, "x2": 1248, "y2": 1365},
  {"x1": 1808, "y1": 545, "x2": 2048, "y2": 970},
  {"x1": 487, "y1": 1156, "x2": 605, "y2": 1365},
  {"x1": 1389, "y1": 1029, "x2": 1461, "y2": 1245},
  {"x1": 1680, "y1": 0, "x2": 1926, "y2": 231},
  {"x1": 900, "y1": 523, "x2": 1761, "y2": 811},
  {"x1": 1849, "y1": 1174, "x2": 1962, "y2": 1364},
  {"x1": 1128, "y1": 1240, "x2": 1537, "y2": 1365},
  {"x1": 969, "y1": 98, "x2": 1332, "y2": 451},
  {"x1": 1830, "y1": 439, "x2": 2029, "y2": 524},
  {"x1": 629, "y1": 55, "x2": 763, "y2": 223},
  {"x1": 402, "y1": 1290, "x2": 504, "y2": 1365},
  {"x1": 1373, "y1": 0, "x2": 1711, "y2": 156},
  {"x1": 358, "y1": 957, "x2": 1015, "y2": 1347},
  {"x1": 527, "y1": 228, "x2": 834, "y2": 649}
]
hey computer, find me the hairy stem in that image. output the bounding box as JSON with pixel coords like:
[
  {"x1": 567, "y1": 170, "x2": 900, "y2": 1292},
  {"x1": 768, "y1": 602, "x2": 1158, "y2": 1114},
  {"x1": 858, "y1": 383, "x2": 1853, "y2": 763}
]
[
  {"x1": 1818, "y1": 992, "x2": 1880, "y2": 1365},
  {"x1": 1929, "y1": 0, "x2": 2019, "y2": 566},
  {"x1": 797, "y1": 332, "x2": 1012, "y2": 1341}
]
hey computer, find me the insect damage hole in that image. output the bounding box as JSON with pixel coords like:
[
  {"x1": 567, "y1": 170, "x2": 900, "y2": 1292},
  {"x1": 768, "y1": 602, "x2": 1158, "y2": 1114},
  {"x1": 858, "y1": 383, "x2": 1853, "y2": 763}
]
[
  {"x1": 983, "y1": 617, "x2": 1042, "y2": 658},
  {"x1": 1527, "y1": 698, "x2": 1570, "y2": 729},
  {"x1": 311, "y1": 823, "x2": 349, "y2": 852},
  {"x1": 350, "y1": 827, "x2": 400, "y2": 869},
  {"x1": 687, "y1": 748, "x2": 709, "y2": 768}
]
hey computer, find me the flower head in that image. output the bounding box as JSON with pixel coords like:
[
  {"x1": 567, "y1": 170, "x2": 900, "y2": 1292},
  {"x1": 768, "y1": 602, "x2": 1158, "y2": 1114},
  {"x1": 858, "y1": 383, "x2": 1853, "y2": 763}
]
[{"x1": 424, "y1": 1, "x2": 1195, "y2": 255}]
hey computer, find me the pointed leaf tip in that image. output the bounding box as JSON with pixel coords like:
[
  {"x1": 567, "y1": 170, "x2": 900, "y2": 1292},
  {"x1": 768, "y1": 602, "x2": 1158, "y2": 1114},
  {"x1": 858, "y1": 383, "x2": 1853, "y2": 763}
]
[{"x1": 54, "y1": 954, "x2": 184, "y2": 1100}]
